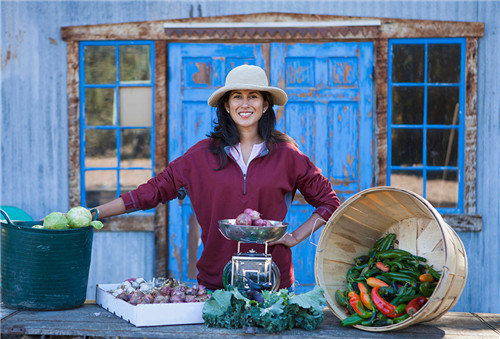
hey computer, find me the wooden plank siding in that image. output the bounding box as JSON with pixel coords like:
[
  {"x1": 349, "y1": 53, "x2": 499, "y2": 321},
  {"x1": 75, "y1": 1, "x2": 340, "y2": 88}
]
[{"x1": 5, "y1": 2, "x2": 498, "y2": 314}]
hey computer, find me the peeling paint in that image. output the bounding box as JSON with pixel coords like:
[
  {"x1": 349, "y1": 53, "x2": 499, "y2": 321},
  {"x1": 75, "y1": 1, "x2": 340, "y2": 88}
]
[
  {"x1": 192, "y1": 62, "x2": 210, "y2": 85},
  {"x1": 188, "y1": 214, "x2": 200, "y2": 280},
  {"x1": 276, "y1": 105, "x2": 284, "y2": 122},
  {"x1": 174, "y1": 242, "x2": 182, "y2": 281}
]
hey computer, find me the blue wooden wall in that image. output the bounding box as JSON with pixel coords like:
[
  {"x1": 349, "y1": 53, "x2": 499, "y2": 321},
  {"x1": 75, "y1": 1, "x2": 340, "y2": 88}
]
[{"x1": 1, "y1": 1, "x2": 499, "y2": 313}]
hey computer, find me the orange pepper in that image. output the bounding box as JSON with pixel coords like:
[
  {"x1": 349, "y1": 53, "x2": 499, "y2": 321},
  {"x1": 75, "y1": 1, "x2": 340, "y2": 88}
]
[
  {"x1": 347, "y1": 291, "x2": 372, "y2": 318},
  {"x1": 357, "y1": 282, "x2": 374, "y2": 310},
  {"x1": 366, "y1": 277, "x2": 389, "y2": 288},
  {"x1": 419, "y1": 273, "x2": 434, "y2": 283},
  {"x1": 376, "y1": 261, "x2": 390, "y2": 272}
]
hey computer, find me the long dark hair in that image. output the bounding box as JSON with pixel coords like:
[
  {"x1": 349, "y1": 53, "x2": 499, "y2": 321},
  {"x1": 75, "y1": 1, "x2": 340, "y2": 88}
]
[{"x1": 207, "y1": 91, "x2": 295, "y2": 170}]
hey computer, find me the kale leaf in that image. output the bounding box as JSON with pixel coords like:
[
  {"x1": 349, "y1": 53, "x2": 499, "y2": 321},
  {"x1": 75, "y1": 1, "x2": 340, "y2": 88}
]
[{"x1": 202, "y1": 286, "x2": 325, "y2": 333}]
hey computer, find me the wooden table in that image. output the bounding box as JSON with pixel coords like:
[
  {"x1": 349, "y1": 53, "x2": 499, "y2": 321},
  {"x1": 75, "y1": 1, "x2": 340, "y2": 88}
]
[{"x1": 2, "y1": 302, "x2": 500, "y2": 338}]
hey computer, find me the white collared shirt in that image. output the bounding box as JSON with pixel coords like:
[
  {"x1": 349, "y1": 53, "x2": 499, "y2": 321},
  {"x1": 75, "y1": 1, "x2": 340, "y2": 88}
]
[{"x1": 229, "y1": 142, "x2": 265, "y2": 176}]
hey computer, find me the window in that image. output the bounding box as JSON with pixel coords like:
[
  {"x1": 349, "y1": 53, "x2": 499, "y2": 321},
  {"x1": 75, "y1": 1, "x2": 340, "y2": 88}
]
[
  {"x1": 79, "y1": 41, "x2": 155, "y2": 208},
  {"x1": 388, "y1": 38, "x2": 465, "y2": 214}
]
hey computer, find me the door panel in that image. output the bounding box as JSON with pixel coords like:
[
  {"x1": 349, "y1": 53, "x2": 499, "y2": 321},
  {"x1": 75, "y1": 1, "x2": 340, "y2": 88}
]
[
  {"x1": 167, "y1": 42, "x2": 374, "y2": 291},
  {"x1": 271, "y1": 42, "x2": 374, "y2": 292}
]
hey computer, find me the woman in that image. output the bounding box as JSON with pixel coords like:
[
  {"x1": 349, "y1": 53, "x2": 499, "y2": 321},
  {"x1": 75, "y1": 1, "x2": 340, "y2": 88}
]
[{"x1": 91, "y1": 64, "x2": 340, "y2": 291}]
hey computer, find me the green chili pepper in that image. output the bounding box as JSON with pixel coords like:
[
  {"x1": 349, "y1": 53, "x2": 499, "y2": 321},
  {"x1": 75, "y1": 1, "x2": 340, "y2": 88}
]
[
  {"x1": 428, "y1": 266, "x2": 442, "y2": 280},
  {"x1": 355, "y1": 255, "x2": 370, "y2": 266},
  {"x1": 398, "y1": 269, "x2": 421, "y2": 280},
  {"x1": 361, "y1": 311, "x2": 377, "y2": 326},
  {"x1": 393, "y1": 313, "x2": 410, "y2": 323},
  {"x1": 395, "y1": 293, "x2": 424, "y2": 304},
  {"x1": 373, "y1": 319, "x2": 394, "y2": 327},
  {"x1": 394, "y1": 303, "x2": 407, "y2": 315},
  {"x1": 379, "y1": 233, "x2": 397, "y2": 251},
  {"x1": 382, "y1": 272, "x2": 418, "y2": 283},
  {"x1": 335, "y1": 289, "x2": 348, "y2": 307},
  {"x1": 419, "y1": 282, "x2": 436, "y2": 297},
  {"x1": 341, "y1": 313, "x2": 364, "y2": 326},
  {"x1": 374, "y1": 275, "x2": 392, "y2": 285}
]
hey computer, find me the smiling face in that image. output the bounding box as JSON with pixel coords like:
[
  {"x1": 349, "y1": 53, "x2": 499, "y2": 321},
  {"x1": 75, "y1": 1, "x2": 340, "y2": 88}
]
[{"x1": 225, "y1": 90, "x2": 269, "y2": 133}]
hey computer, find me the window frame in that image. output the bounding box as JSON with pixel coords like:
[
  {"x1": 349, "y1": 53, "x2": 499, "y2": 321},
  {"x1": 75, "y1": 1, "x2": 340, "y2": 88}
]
[
  {"x1": 387, "y1": 37, "x2": 466, "y2": 214},
  {"x1": 78, "y1": 40, "x2": 156, "y2": 212}
]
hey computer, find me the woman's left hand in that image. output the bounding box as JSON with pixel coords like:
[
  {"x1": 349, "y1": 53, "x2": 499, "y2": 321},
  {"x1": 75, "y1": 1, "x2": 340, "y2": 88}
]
[{"x1": 268, "y1": 232, "x2": 299, "y2": 248}]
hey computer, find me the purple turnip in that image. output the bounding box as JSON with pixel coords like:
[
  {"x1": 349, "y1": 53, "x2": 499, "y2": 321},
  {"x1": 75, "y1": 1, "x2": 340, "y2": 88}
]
[{"x1": 235, "y1": 213, "x2": 252, "y2": 225}]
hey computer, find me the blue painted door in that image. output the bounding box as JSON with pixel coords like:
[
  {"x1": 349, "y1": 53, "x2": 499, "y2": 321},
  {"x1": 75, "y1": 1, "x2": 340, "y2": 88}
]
[{"x1": 168, "y1": 42, "x2": 374, "y2": 291}]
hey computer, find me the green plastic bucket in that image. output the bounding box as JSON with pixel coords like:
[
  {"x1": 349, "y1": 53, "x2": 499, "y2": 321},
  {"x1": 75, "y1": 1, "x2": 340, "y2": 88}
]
[{"x1": 1, "y1": 209, "x2": 93, "y2": 310}]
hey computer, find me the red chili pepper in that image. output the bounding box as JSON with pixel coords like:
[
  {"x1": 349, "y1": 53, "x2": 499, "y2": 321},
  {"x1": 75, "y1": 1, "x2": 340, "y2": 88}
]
[
  {"x1": 371, "y1": 286, "x2": 402, "y2": 318},
  {"x1": 357, "y1": 282, "x2": 374, "y2": 311},
  {"x1": 376, "y1": 261, "x2": 390, "y2": 272},
  {"x1": 347, "y1": 291, "x2": 372, "y2": 318},
  {"x1": 406, "y1": 296, "x2": 428, "y2": 315}
]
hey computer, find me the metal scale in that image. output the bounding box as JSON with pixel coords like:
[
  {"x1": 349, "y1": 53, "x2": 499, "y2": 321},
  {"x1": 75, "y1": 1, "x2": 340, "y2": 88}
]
[{"x1": 218, "y1": 219, "x2": 289, "y2": 292}]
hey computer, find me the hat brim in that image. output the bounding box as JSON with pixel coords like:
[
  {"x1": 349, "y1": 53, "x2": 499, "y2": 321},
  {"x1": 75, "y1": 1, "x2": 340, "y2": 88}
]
[{"x1": 207, "y1": 84, "x2": 288, "y2": 107}]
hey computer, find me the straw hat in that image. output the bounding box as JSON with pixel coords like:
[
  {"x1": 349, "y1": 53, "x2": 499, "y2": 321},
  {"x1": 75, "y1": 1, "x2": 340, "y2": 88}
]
[{"x1": 207, "y1": 65, "x2": 288, "y2": 107}]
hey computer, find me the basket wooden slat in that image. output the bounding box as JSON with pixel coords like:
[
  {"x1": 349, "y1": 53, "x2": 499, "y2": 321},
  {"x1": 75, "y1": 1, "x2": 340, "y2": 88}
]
[{"x1": 315, "y1": 186, "x2": 468, "y2": 332}]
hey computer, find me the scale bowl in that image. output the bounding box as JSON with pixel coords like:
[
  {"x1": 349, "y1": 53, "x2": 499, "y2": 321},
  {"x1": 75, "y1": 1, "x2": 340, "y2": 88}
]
[{"x1": 218, "y1": 219, "x2": 289, "y2": 243}]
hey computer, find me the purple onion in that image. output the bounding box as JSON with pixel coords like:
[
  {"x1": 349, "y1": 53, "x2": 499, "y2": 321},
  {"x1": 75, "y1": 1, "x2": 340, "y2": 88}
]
[
  {"x1": 252, "y1": 218, "x2": 267, "y2": 226},
  {"x1": 116, "y1": 291, "x2": 129, "y2": 301},
  {"x1": 159, "y1": 285, "x2": 172, "y2": 296},
  {"x1": 140, "y1": 294, "x2": 154, "y2": 304},
  {"x1": 170, "y1": 295, "x2": 185, "y2": 303},
  {"x1": 236, "y1": 213, "x2": 252, "y2": 225},
  {"x1": 153, "y1": 295, "x2": 168, "y2": 303},
  {"x1": 184, "y1": 295, "x2": 196, "y2": 303},
  {"x1": 244, "y1": 208, "x2": 262, "y2": 221}
]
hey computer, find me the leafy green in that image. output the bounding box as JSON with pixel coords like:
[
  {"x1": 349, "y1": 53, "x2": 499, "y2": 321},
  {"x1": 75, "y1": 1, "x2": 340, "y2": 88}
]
[
  {"x1": 43, "y1": 212, "x2": 68, "y2": 230},
  {"x1": 90, "y1": 220, "x2": 104, "y2": 230},
  {"x1": 67, "y1": 207, "x2": 92, "y2": 228},
  {"x1": 202, "y1": 286, "x2": 325, "y2": 333}
]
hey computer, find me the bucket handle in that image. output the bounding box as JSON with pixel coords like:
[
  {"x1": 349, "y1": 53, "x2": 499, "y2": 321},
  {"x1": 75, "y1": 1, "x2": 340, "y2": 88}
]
[
  {"x1": 89, "y1": 208, "x2": 99, "y2": 221},
  {"x1": 0, "y1": 208, "x2": 14, "y2": 225},
  {"x1": 429, "y1": 265, "x2": 450, "y2": 302},
  {"x1": 309, "y1": 217, "x2": 327, "y2": 252}
]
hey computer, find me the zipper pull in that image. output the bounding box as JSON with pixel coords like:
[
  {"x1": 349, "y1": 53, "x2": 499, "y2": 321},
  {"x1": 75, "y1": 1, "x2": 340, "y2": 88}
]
[{"x1": 243, "y1": 174, "x2": 247, "y2": 195}]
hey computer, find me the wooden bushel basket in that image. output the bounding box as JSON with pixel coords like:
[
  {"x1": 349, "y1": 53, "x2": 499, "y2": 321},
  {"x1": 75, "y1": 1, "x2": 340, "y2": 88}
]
[{"x1": 314, "y1": 186, "x2": 468, "y2": 332}]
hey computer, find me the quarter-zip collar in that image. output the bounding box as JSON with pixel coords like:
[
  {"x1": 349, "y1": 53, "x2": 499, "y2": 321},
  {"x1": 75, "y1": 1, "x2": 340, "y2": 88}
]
[{"x1": 224, "y1": 143, "x2": 269, "y2": 195}]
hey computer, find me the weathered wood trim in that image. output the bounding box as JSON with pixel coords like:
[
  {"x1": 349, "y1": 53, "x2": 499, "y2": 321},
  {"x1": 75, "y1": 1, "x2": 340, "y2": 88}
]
[
  {"x1": 67, "y1": 41, "x2": 81, "y2": 208},
  {"x1": 444, "y1": 214, "x2": 482, "y2": 232},
  {"x1": 61, "y1": 13, "x2": 483, "y2": 42},
  {"x1": 375, "y1": 39, "x2": 388, "y2": 186},
  {"x1": 154, "y1": 40, "x2": 169, "y2": 277},
  {"x1": 464, "y1": 38, "x2": 478, "y2": 215},
  {"x1": 163, "y1": 25, "x2": 380, "y2": 42},
  {"x1": 379, "y1": 20, "x2": 484, "y2": 39},
  {"x1": 99, "y1": 214, "x2": 155, "y2": 231}
]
